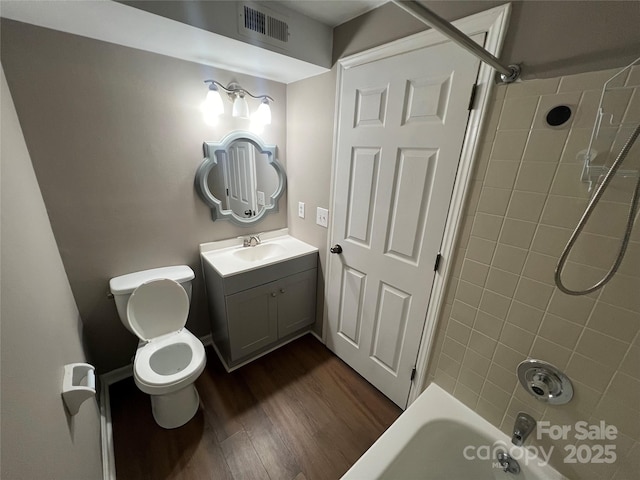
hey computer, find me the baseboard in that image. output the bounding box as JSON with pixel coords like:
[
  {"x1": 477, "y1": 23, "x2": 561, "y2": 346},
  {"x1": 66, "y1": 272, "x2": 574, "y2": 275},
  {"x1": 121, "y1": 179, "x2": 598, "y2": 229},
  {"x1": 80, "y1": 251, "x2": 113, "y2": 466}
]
[
  {"x1": 101, "y1": 363, "x2": 133, "y2": 386},
  {"x1": 309, "y1": 330, "x2": 324, "y2": 344},
  {"x1": 99, "y1": 371, "x2": 123, "y2": 480},
  {"x1": 199, "y1": 333, "x2": 213, "y2": 347}
]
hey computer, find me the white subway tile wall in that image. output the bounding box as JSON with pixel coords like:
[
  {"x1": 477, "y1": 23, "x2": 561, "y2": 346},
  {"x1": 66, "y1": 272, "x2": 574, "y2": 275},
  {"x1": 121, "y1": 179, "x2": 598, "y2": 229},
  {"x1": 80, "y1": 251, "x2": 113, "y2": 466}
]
[{"x1": 428, "y1": 66, "x2": 640, "y2": 479}]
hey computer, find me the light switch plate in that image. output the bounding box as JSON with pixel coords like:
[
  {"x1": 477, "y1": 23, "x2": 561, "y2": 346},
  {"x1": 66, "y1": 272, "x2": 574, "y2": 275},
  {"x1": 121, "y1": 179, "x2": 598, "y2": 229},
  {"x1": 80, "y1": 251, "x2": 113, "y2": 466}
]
[
  {"x1": 298, "y1": 201, "x2": 305, "y2": 218},
  {"x1": 316, "y1": 207, "x2": 329, "y2": 228}
]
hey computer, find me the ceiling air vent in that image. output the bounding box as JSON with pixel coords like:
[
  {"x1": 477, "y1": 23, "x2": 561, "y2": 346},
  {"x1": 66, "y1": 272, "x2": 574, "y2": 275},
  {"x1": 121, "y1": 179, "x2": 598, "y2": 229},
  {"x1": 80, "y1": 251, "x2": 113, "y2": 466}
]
[
  {"x1": 243, "y1": 5, "x2": 266, "y2": 35},
  {"x1": 239, "y1": 3, "x2": 289, "y2": 47},
  {"x1": 267, "y1": 16, "x2": 288, "y2": 43}
]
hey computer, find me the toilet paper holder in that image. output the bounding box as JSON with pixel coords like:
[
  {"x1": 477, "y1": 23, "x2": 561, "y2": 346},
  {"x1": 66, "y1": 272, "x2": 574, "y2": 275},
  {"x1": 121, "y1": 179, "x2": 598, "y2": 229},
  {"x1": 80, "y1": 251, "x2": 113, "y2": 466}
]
[{"x1": 62, "y1": 363, "x2": 96, "y2": 415}]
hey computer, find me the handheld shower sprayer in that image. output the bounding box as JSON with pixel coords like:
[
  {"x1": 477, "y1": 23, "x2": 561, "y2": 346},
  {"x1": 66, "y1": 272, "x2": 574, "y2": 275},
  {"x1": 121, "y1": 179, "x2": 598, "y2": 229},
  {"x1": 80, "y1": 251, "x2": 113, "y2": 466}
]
[{"x1": 554, "y1": 123, "x2": 640, "y2": 296}]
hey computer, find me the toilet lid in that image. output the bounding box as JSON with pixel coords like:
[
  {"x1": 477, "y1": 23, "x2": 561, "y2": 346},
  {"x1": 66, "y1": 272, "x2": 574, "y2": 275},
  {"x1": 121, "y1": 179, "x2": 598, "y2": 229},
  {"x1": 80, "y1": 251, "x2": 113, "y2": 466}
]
[{"x1": 126, "y1": 279, "x2": 189, "y2": 341}]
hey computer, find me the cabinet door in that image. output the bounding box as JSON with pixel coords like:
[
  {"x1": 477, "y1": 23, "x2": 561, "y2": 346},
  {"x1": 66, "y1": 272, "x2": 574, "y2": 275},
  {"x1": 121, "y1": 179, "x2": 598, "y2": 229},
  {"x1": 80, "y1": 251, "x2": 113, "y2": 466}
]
[
  {"x1": 226, "y1": 282, "x2": 278, "y2": 361},
  {"x1": 277, "y1": 269, "x2": 317, "y2": 337}
]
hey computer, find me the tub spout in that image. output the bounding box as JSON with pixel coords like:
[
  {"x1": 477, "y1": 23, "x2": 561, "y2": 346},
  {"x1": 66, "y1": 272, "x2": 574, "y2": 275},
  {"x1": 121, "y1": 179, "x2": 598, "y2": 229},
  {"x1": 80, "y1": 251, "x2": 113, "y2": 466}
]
[
  {"x1": 512, "y1": 412, "x2": 536, "y2": 446},
  {"x1": 497, "y1": 451, "x2": 521, "y2": 474}
]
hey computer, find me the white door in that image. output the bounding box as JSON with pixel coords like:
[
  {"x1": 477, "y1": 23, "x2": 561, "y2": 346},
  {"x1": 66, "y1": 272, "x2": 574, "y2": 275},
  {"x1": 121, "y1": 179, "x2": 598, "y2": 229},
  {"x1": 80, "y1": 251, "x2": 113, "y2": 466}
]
[
  {"x1": 326, "y1": 37, "x2": 481, "y2": 407},
  {"x1": 224, "y1": 141, "x2": 257, "y2": 218}
]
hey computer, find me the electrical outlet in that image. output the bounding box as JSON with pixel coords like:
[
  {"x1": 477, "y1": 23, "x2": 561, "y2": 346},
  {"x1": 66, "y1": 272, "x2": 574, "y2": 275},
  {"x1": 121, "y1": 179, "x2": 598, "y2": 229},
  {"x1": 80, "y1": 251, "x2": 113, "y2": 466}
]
[
  {"x1": 316, "y1": 207, "x2": 329, "y2": 228},
  {"x1": 298, "y1": 201, "x2": 305, "y2": 218}
]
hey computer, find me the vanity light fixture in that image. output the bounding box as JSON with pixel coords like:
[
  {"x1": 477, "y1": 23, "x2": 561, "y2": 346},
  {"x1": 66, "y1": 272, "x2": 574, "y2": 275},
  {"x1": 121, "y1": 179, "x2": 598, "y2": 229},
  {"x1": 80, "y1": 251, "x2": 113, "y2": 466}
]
[{"x1": 202, "y1": 80, "x2": 273, "y2": 126}]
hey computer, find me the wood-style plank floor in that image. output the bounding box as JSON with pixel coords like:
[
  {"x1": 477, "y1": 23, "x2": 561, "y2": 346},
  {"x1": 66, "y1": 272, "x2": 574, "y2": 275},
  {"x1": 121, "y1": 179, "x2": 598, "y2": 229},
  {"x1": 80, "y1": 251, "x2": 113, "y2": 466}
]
[{"x1": 110, "y1": 334, "x2": 402, "y2": 480}]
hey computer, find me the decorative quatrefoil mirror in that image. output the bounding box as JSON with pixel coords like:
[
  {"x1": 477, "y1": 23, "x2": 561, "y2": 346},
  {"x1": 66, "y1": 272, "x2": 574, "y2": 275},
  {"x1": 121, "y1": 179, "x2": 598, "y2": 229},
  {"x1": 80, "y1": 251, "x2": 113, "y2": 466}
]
[{"x1": 195, "y1": 131, "x2": 286, "y2": 226}]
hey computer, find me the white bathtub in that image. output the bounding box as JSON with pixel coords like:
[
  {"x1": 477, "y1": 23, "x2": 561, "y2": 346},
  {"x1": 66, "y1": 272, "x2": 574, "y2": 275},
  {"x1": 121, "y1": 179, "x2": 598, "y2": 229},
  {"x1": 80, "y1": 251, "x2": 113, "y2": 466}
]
[{"x1": 343, "y1": 383, "x2": 566, "y2": 480}]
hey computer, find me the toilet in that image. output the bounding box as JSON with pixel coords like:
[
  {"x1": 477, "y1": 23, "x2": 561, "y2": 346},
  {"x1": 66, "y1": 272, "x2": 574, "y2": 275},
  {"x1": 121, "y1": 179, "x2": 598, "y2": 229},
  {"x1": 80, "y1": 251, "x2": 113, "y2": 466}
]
[{"x1": 109, "y1": 266, "x2": 206, "y2": 429}]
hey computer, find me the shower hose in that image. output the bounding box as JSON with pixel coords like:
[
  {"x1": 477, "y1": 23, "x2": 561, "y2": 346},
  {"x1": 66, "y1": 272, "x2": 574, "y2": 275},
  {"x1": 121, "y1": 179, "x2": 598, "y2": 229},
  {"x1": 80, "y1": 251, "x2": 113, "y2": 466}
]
[{"x1": 554, "y1": 123, "x2": 640, "y2": 296}]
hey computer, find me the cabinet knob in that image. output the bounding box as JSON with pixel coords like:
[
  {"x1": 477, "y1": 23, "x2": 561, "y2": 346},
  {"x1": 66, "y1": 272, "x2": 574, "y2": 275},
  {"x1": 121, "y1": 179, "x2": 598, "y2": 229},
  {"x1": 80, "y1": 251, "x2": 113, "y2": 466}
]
[
  {"x1": 271, "y1": 292, "x2": 277, "y2": 297},
  {"x1": 280, "y1": 288, "x2": 285, "y2": 294}
]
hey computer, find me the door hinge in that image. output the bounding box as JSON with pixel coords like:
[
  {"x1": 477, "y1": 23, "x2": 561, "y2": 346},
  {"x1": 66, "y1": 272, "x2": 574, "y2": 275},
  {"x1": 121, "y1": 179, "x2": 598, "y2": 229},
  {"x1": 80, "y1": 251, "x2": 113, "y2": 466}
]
[
  {"x1": 468, "y1": 84, "x2": 478, "y2": 110},
  {"x1": 433, "y1": 252, "x2": 442, "y2": 272},
  {"x1": 226, "y1": 188, "x2": 229, "y2": 196},
  {"x1": 410, "y1": 367, "x2": 417, "y2": 381}
]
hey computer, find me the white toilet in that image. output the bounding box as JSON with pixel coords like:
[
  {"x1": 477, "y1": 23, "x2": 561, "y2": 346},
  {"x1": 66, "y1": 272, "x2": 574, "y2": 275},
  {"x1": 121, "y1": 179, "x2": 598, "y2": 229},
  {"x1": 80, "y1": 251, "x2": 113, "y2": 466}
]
[{"x1": 109, "y1": 266, "x2": 206, "y2": 429}]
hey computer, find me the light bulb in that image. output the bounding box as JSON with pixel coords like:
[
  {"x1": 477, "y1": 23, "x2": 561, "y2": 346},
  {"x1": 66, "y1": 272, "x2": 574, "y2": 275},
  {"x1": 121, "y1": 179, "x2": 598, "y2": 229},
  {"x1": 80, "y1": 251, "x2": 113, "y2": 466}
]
[
  {"x1": 201, "y1": 84, "x2": 224, "y2": 125},
  {"x1": 254, "y1": 99, "x2": 272, "y2": 125},
  {"x1": 232, "y1": 94, "x2": 250, "y2": 119}
]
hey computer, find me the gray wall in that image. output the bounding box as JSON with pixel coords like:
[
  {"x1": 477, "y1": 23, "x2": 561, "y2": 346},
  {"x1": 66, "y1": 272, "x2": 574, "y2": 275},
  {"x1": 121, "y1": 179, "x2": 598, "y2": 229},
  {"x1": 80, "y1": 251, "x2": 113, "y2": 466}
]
[
  {"x1": 286, "y1": 70, "x2": 336, "y2": 336},
  {"x1": 1, "y1": 66, "x2": 103, "y2": 480},
  {"x1": 1, "y1": 19, "x2": 287, "y2": 373},
  {"x1": 334, "y1": 1, "x2": 640, "y2": 79}
]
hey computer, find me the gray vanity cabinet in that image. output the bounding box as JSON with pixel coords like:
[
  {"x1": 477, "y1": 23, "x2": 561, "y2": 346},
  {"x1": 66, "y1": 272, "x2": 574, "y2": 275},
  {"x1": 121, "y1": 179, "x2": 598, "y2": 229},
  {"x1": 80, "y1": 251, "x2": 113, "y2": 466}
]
[
  {"x1": 226, "y1": 268, "x2": 316, "y2": 361},
  {"x1": 202, "y1": 251, "x2": 317, "y2": 370}
]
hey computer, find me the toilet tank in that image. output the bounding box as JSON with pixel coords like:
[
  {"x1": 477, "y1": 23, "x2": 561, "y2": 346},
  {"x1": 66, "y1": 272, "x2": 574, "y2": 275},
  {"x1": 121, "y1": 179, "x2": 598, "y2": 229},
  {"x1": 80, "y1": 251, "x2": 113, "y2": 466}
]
[{"x1": 109, "y1": 266, "x2": 195, "y2": 332}]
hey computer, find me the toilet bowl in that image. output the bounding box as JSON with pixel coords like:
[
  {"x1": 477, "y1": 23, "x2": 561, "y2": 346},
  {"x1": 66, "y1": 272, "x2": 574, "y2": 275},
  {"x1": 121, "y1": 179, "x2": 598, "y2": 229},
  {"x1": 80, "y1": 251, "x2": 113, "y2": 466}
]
[{"x1": 109, "y1": 266, "x2": 206, "y2": 429}]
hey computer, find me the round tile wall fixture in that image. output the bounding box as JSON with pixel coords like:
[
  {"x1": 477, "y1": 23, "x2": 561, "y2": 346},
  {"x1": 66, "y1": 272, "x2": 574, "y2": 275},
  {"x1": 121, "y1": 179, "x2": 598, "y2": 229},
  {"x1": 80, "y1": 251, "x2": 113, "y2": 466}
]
[
  {"x1": 517, "y1": 359, "x2": 573, "y2": 405},
  {"x1": 545, "y1": 105, "x2": 572, "y2": 127}
]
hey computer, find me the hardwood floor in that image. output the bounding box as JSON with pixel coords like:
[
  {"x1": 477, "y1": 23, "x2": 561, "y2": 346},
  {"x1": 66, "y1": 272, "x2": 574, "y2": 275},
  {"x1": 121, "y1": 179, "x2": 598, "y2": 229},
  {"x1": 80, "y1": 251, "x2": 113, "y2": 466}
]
[{"x1": 110, "y1": 334, "x2": 402, "y2": 480}]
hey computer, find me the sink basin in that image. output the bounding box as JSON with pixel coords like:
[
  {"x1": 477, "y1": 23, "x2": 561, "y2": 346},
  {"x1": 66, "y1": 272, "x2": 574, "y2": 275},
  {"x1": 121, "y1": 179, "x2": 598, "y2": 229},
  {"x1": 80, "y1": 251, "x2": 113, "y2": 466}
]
[
  {"x1": 200, "y1": 230, "x2": 319, "y2": 277},
  {"x1": 232, "y1": 243, "x2": 287, "y2": 262}
]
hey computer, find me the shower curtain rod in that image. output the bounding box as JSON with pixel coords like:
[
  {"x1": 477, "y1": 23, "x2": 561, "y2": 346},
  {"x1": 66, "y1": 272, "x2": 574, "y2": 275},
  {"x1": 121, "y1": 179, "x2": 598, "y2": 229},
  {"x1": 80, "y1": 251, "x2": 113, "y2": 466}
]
[{"x1": 393, "y1": 1, "x2": 521, "y2": 83}]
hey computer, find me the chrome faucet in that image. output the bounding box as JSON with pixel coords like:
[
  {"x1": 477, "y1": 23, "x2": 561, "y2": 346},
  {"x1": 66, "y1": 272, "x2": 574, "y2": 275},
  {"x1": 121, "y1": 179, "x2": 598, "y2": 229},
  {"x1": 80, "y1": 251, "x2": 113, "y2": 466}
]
[
  {"x1": 242, "y1": 234, "x2": 262, "y2": 247},
  {"x1": 249, "y1": 234, "x2": 261, "y2": 247},
  {"x1": 512, "y1": 412, "x2": 536, "y2": 446},
  {"x1": 496, "y1": 451, "x2": 521, "y2": 474}
]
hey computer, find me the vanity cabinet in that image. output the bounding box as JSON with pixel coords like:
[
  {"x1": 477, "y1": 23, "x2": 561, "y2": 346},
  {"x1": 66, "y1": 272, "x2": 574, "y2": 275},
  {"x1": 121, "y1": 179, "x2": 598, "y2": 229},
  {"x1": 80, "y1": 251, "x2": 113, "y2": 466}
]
[
  {"x1": 226, "y1": 269, "x2": 316, "y2": 361},
  {"x1": 202, "y1": 250, "x2": 317, "y2": 370}
]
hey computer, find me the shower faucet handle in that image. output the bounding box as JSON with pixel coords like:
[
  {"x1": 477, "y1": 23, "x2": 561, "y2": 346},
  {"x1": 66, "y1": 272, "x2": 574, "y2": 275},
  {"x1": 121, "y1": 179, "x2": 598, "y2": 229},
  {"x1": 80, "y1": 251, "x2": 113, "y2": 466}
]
[{"x1": 512, "y1": 412, "x2": 537, "y2": 446}]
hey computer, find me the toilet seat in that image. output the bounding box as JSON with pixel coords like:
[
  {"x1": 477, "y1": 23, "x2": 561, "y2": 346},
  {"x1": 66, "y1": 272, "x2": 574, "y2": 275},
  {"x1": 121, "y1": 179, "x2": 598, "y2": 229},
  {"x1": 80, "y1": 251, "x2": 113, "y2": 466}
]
[
  {"x1": 127, "y1": 279, "x2": 206, "y2": 396},
  {"x1": 134, "y1": 329, "x2": 206, "y2": 395},
  {"x1": 126, "y1": 279, "x2": 189, "y2": 340}
]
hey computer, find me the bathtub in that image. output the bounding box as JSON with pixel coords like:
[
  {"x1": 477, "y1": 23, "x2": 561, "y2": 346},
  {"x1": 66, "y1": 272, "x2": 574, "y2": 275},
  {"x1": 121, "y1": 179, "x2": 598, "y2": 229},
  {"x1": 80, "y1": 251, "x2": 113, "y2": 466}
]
[{"x1": 343, "y1": 383, "x2": 566, "y2": 480}]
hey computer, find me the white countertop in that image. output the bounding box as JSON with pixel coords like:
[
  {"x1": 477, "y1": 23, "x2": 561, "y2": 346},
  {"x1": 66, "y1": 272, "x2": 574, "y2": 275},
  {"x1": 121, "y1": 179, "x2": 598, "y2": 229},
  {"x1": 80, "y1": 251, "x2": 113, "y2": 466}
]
[{"x1": 200, "y1": 229, "x2": 318, "y2": 277}]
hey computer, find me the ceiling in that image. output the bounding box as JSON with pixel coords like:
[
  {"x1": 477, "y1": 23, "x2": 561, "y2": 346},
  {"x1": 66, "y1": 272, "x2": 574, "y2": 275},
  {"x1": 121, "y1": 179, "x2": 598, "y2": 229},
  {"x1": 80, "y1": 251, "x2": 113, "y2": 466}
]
[
  {"x1": 279, "y1": 0, "x2": 387, "y2": 27},
  {"x1": 0, "y1": 0, "x2": 388, "y2": 84}
]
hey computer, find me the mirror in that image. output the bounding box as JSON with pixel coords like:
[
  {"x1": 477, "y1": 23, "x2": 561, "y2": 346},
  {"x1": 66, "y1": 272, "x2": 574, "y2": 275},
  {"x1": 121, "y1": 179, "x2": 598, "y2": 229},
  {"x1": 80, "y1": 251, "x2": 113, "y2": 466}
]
[{"x1": 195, "y1": 131, "x2": 286, "y2": 225}]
